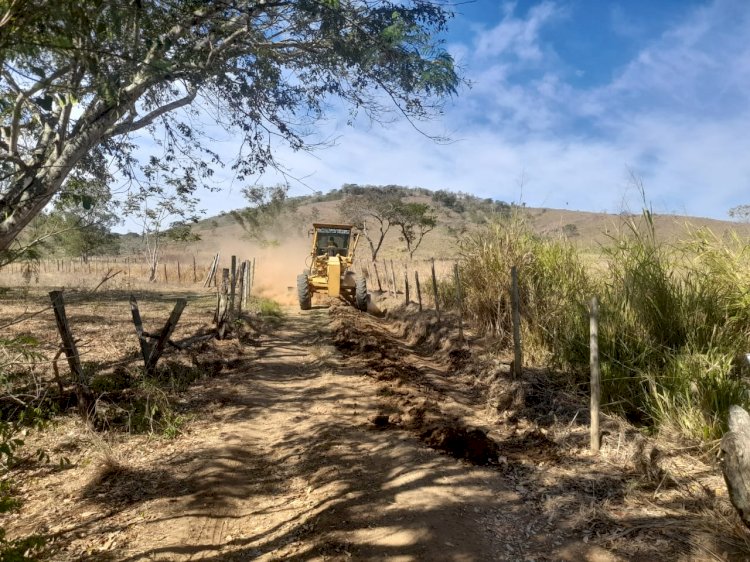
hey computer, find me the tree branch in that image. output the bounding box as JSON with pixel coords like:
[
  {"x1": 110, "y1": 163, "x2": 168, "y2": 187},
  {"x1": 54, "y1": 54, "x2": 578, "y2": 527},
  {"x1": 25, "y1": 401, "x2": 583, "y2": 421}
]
[{"x1": 109, "y1": 86, "x2": 198, "y2": 137}]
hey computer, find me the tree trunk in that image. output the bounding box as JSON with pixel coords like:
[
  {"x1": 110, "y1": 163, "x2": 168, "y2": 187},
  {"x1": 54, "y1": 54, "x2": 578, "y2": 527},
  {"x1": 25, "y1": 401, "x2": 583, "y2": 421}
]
[
  {"x1": 721, "y1": 405, "x2": 750, "y2": 529},
  {"x1": 0, "y1": 99, "x2": 134, "y2": 251}
]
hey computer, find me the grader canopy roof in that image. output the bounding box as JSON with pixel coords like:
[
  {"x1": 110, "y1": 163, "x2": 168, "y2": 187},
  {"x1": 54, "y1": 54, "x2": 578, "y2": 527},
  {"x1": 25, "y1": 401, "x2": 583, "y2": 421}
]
[{"x1": 313, "y1": 224, "x2": 353, "y2": 257}]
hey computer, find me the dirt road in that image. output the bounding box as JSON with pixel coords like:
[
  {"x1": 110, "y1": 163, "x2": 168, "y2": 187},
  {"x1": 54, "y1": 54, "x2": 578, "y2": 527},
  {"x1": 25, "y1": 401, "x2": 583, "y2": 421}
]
[
  {"x1": 73, "y1": 304, "x2": 610, "y2": 562},
  {"x1": 7, "y1": 301, "x2": 637, "y2": 561}
]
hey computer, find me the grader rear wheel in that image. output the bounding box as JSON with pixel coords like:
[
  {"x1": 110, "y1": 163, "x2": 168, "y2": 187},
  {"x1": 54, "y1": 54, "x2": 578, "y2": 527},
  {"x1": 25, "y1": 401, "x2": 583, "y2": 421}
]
[
  {"x1": 355, "y1": 276, "x2": 368, "y2": 311},
  {"x1": 297, "y1": 273, "x2": 312, "y2": 310}
]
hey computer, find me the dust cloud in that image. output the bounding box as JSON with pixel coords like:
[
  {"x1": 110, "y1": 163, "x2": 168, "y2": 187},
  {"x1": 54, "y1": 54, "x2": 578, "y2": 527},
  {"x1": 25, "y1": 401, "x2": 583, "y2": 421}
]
[{"x1": 213, "y1": 234, "x2": 313, "y2": 307}]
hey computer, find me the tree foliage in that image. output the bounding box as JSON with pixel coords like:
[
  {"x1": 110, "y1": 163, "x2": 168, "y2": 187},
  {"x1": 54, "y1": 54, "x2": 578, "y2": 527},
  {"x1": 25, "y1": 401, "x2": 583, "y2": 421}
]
[
  {"x1": 124, "y1": 160, "x2": 201, "y2": 281},
  {"x1": 0, "y1": 0, "x2": 460, "y2": 252},
  {"x1": 391, "y1": 201, "x2": 436, "y2": 258},
  {"x1": 47, "y1": 174, "x2": 120, "y2": 260},
  {"x1": 338, "y1": 184, "x2": 403, "y2": 261},
  {"x1": 231, "y1": 185, "x2": 296, "y2": 246}
]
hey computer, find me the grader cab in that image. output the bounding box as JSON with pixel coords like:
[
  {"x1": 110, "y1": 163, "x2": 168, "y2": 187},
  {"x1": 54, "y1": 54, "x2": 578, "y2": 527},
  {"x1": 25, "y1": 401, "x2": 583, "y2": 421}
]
[{"x1": 297, "y1": 223, "x2": 368, "y2": 311}]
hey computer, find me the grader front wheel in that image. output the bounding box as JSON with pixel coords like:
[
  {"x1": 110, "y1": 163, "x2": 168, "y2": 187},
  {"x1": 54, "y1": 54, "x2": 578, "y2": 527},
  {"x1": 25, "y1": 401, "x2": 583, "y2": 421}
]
[{"x1": 297, "y1": 273, "x2": 312, "y2": 310}]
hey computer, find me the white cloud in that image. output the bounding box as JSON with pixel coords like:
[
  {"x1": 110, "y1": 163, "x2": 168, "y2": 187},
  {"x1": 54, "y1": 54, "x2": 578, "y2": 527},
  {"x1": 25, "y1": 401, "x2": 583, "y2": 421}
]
[
  {"x1": 473, "y1": 1, "x2": 562, "y2": 62},
  {"x1": 118, "y1": 0, "x2": 750, "y2": 231}
]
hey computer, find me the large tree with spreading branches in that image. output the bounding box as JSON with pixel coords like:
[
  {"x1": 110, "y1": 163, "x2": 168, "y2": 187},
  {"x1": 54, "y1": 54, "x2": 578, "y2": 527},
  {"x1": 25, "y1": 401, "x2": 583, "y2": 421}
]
[{"x1": 0, "y1": 0, "x2": 459, "y2": 256}]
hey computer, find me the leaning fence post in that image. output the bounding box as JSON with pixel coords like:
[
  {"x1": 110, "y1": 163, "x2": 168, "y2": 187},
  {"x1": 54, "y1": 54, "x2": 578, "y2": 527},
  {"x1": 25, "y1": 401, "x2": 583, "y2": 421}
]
[
  {"x1": 454, "y1": 263, "x2": 464, "y2": 343},
  {"x1": 415, "y1": 270, "x2": 423, "y2": 312},
  {"x1": 431, "y1": 258, "x2": 441, "y2": 325},
  {"x1": 145, "y1": 299, "x2": 187, "y2": 376},
  {"x1": 590, "y1": 296, "x2": 601, "y2": 453},
  {"x1": 49, "y1": 291, "x2": 93, "y2": 419},
  {"x1": 511, "y1": 266, "x2": 522, "y2": 378},
  {"x1": 129, "y1": 295, "x2": 151, "y2": 365}
]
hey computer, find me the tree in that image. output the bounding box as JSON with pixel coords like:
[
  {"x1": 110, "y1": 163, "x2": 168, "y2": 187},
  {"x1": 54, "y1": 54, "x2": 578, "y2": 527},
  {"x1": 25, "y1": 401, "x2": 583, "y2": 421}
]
[
  {"x1": 48, "y1": 173, "x2": 120, "y2": 260},
  {"x1": 338, "y1": 184, "x2": 402, "y2": 261},
  {"x1": 230, "y1": 184, "x2": 296, "y2": 246},
  {"x1": 729, "y1": 205, "x2": 750, "y2": 222},
  {"x1": 124, "y1": 161, "x2": 200, "y2": 282},
  {"x1": 392, "y1": 202, "x2": 437, "y2": 258},
  {"x1": 0, "y1": 0, "x2": 459, "y2": 254}
]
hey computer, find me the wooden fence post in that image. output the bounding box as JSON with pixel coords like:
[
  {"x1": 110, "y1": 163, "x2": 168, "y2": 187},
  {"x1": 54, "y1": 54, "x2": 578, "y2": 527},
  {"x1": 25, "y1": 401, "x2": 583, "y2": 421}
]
[
  {"x1": 431, "y1": 258, "x2": 441, "y2": 325},
  {"x1": 163, "y1": 262, "x2": 168, "y2": 283},
  {"x1": 404, "y1": 267, "x2": 410, "y2": 305},
  {"x1": 177, "y1": 260, "x2": 181, "y2": 283},
  {"x1": 243, "y1": 259, "x2": 251, "y2": 305},
  {"x1": 237, "y1": 261, "x2": 246, "y2": 315},
  {"x1": 415, "y1": 270, "x2": 423, "y2": 312},
  {"x1": 129, "y1": 295, "x2": 152, "y2": 365},
  {"x1": 251, "y1": 258, "x2": 256, "y2": 293},
  {"x1": 373, "y1": 262, "x2": 383, "y2": 292},
  {"x1": 590, "y1": 296, "x2": 601, "y2": 453},
  {"x1": 203, "y1": 253, "x2": 219, "y2": 287},
  {"x1": 130, "y1": 295, "x2": 187, "y2": 376},
  {"x1": 193, "y1": 255, "x2": 197, "y2": 283},
  {"x1": 216, "y1": 268, "x2": 230, "y2": 338},
  {"x1": 229, "y1": 255, "x2": 237, "y2": 312},
  {"x1": 511, "y1": 266, "x2": 522, "y2": 378},
  {"x1": 454, "y1": 263, "x2": 464, "y2": 343},
  {"x1": 390, "y1": 259, "x2": 398, "y2": 295},
  {"x1": 49, "y1": 291, "x2": 93, "y2": 419}
]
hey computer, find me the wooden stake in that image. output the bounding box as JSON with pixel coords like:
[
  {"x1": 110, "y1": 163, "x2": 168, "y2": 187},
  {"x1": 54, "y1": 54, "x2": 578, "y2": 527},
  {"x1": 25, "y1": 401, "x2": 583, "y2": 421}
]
[
  {"x1": 431, "y1": 258, "x2": 441, "y2": 325},
  {"x1": 373, "y1": 262, "x2": 383, "y2": 292},
  {"x1": 216, "y1": 268, "x2": 230, "y2": 339},
  {"x1": 163, "y1": 262, "x2": 168, "y2": 283},
  {"x1": 243, "y1": 260, "x2": 250, "y2": 306},
  {"x1": 177, "y1": 260, "x2": 181, "y2": 283},
  {"x1": 129, "y1": 295, "x2": 151, "y2": 365},
  {"x1": 454, "y1": 263, "x2": 464, "y2": 343},
  {"x1": 390, "y1": 259, "x2": 398, "y2": 295},
  {"x1": 230, "y1": 255, "x2": 237, "y2": 313},
  {"x1": 146, "y1": 299, "x2": 187, "y2": 376},
  {"x1": 251, "y1": 258, "x2": 256, "y2": 294},
  {"x1": 192, "y1": 255, "x2": 197, "y2": 283},
  {"x1": 511, "y1": 266, "x2": 522, "y2": 378},
  {"x1": 49, "y1": 291, "x2": 93, "y2": 419},
  {"x1": 404, "y1": 269, "x2": 410, "y2": 304},
  {"x1": 203, "y1": 253, "x2": 219, "y2": 287},
  {"x1": 590, "y1": 296, "x2": 601, "y2": 453},
  {"x1": 415, "y1": 270, "x2": 423, "y2": 312},
  {"x1": 237, "y1": 261, "x2": 245, "y2": 315}
]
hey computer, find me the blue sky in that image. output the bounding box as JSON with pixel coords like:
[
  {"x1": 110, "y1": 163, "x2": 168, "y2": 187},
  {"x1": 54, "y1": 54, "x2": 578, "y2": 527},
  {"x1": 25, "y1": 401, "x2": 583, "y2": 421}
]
[{"x1": 131, "y1": 0, "x2": 750, "y2": 225}]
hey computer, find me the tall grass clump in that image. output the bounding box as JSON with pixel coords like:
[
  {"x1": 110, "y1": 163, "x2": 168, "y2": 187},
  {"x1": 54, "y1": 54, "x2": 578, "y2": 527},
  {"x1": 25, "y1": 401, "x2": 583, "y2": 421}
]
[
  {"x1": 456, "y1": 209, "x2": 750, "y2": 442},
  {"x1": 600, "y1": 212, "x2": 750, "y2": 438},
  {"x1": 458, "y1": 212, "x2": 592, "y2": 367}
]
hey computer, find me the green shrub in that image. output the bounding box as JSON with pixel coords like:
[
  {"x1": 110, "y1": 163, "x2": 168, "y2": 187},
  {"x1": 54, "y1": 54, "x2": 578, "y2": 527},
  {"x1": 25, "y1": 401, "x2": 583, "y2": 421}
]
[{"x1": 258, "y1": 298, "x2": 283, "y2": 317}]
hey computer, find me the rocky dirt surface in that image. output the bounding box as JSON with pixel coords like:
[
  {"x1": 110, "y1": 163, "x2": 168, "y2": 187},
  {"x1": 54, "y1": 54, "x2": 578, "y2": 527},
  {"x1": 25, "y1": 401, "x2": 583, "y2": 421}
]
[{"x1": 4, "y1": 297, "x2": 750, "y2": 561}]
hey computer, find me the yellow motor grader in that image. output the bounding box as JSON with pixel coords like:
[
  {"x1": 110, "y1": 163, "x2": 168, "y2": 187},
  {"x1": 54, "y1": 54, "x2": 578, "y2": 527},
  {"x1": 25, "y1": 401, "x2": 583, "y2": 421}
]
[{"x1": 297, "y1": 223, "x2": 368, "y2": 311}]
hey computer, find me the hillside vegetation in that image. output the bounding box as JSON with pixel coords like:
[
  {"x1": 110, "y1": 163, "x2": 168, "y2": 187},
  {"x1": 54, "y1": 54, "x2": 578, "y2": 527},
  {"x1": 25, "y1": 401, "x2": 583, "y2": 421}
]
[{"x1": 181, "y1": 185, "x2": 750, "y2": 261}]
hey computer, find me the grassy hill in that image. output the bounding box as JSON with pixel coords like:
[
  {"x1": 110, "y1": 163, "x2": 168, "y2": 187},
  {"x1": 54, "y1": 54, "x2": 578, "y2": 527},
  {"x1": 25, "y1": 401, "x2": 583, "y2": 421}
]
[{"x1": 172, "y1": 186, "x2": 750, "y2": 262}]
